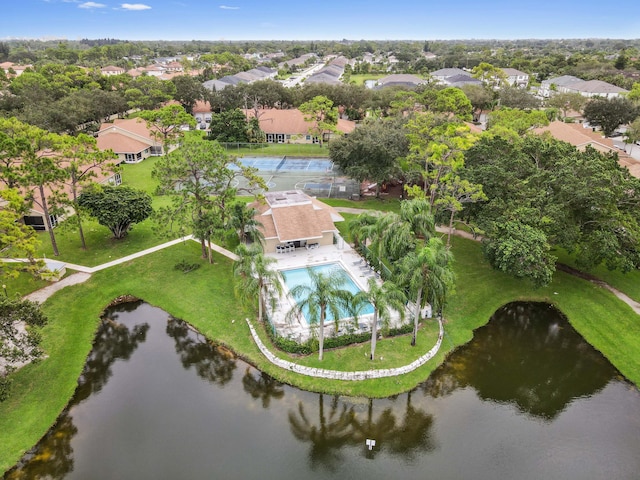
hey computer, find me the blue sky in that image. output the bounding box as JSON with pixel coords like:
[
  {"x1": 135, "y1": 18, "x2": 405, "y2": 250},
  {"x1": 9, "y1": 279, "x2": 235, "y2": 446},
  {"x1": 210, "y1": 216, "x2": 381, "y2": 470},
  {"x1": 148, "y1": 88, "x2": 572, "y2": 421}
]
[{"x1": 2, "y1": 0, "x2": 640, "y2": 41}]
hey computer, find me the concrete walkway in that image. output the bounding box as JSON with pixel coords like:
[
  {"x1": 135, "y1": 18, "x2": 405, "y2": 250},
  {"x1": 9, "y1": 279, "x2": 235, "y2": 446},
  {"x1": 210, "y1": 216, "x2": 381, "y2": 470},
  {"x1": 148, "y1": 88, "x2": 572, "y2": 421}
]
[{"x1": 11, "y1": 235, "x2": 239, "y2": 304}]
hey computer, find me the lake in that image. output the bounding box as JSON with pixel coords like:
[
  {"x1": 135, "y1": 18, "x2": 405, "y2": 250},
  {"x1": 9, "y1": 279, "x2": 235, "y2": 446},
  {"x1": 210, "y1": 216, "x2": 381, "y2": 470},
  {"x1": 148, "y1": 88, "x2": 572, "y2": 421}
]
[{"x1": 5, "y1": 301, "x2": 640, "y2": 479}]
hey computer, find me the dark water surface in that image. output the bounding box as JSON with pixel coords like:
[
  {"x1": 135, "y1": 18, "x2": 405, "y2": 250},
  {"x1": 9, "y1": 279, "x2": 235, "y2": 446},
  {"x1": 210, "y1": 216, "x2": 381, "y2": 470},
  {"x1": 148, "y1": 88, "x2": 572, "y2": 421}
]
[{"x1": 6, "y1": 301, "x2": 640, "y2": 479}]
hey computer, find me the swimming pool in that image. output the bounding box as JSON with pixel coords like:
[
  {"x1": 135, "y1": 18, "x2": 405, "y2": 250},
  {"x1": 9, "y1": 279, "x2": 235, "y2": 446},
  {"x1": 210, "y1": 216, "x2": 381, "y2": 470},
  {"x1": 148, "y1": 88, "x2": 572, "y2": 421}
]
[
  {"x1": 231, "y1": 156, "x2": 333, "y2": 173},
  {"x1": 280, "y1": 263, "x2": 374, "y2": 324}
]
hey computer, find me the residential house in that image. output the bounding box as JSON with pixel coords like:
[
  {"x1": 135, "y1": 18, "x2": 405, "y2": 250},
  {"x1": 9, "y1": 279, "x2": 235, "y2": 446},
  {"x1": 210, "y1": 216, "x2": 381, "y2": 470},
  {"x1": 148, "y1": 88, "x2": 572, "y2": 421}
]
[
  {"x1": 539, "y1": 75, "x2": 583, "y2": 97},
  {"x1": 0, "y1": 61, "x2": 32, "y2": 77},
  {"x1": 565, "y1": 79, "x2": 628, "y2": 98},
  {"x1": 501, "y1": 68, "x2": 529, "y2": 88},
  {"x1": 202, "y1": 67, "x2": 277, "y2": 91},
  {"x1": 444, "y1": 74, "x2": 483, "y2": 88},
  {"x1": 96, "y1": 118, "x2": 164, "y2": 163},
  {"x1": 430, "y1": 68, "x2": 470, "y2": 84},
  {"x1": 375, "y1": 74, "x2": 425, "y2": 89},
  {"x1": 101, "y1": 65, "x2": 126, "y2": 76},
  {"x1": 18, "y1": 160, "x2": 122, "y2": 231},
  {"x1": 539, "y1": 75, "x2": 627, "y2": 98},
  {"x1": 244, "y1": 108, "x2": 356, "y2": 144},
  {"x1": 534, "y1": 121, "x2": 640, "y2": 178},
  {"x1": 250, "y1": 190, "x2": 344, "y2": 253}
]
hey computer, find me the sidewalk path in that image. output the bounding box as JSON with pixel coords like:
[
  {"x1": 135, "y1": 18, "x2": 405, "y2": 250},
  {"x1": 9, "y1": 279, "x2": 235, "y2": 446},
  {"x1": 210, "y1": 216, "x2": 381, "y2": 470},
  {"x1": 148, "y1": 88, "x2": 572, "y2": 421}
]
[{"x1": 10, "y1": 235, "x2": 239, "y2": 304}]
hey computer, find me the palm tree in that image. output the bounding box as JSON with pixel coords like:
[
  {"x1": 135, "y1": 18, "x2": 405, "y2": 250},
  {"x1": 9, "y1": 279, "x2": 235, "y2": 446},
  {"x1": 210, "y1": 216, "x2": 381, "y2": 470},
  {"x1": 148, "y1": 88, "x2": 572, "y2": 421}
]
[
  {"x1": 228, "y1": 201, "x2": 263, "y2": 244},
  {"x1": 285, "y1": 267, "x2": 354, "y2": 361},
  {"x1": 399, "y1": 236, "x2": 454, "y2": 346},
  {"x1": 233, "y1": 243, "x2": 282, "y2": 323},
  {"x1": 353, "y1": 278, "x2": 406, "y2": 360}
]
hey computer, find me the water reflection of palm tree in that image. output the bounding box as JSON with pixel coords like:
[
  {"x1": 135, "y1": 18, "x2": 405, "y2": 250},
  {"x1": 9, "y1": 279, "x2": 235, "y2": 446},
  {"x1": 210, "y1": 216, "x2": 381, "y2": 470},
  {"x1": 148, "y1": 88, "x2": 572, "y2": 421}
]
[
  {"x1": 350, "y1": 399, "x2": 398, "y2": 458},
  {"x1": 242, "y1": 367, "x2": 284, "y2": 408},
  {"x1": 166, "y1": 317, "x2": 237, "y2": 386},
  {"x1": 386, "y1": 391, "x2": 437, "y2": 460},
  {"x1": 288, "y1": 394, "x2": 354, "y2": 472}
]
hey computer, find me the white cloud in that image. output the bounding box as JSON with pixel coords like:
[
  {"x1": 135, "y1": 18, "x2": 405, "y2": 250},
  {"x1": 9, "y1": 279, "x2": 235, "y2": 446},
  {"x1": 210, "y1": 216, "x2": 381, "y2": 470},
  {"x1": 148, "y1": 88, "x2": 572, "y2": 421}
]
[
  {"x1": 79, "y1": 1, "x2": 107, "y2": 8},
  {"x1": 219, "y1": 5, "x2": 239, "y2": 9},
  {"x1": 121, "y1": 3, "x2": 152, "y2": 10}
]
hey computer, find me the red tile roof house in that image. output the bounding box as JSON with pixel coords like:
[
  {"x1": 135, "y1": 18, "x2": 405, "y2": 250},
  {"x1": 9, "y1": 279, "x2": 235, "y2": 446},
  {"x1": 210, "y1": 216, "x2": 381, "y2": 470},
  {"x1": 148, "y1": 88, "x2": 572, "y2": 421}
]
[
  {"x1": 534, "y1": 121, "x2": 640, "y2": 179},
  {"x1": 5, "y1": 158, "x2": 123, "y2": 232},
  {"x1": 100, "y1": 65, "x2": 126, "y2": 76},
  {"x1": 244, "y1": 108, "x2": 356, "y2": 144},
  {"x1": 250, "y1": 190, "x2": 344, "y2": 253},
  {"x1": 97, "y1": 118, "x2": 172, "y2": 163}
]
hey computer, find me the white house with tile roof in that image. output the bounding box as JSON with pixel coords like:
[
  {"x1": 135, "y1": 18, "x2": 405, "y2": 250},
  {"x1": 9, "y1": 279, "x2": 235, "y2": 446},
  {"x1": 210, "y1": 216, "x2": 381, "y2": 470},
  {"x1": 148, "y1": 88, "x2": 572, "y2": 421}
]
[
  {"x1": 96, "y1": 118, "x2": 164, "y2": 163},
  {"x1": 251, "y1": 190, "x2": 344, "y2": 253}
]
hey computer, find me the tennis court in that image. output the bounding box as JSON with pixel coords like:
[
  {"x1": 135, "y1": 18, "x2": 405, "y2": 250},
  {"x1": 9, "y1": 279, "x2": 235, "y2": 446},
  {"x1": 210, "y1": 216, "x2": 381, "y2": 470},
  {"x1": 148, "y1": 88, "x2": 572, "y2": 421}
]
[{"x1": 231, "y1": 156, "x2": 334, "y2": 173}]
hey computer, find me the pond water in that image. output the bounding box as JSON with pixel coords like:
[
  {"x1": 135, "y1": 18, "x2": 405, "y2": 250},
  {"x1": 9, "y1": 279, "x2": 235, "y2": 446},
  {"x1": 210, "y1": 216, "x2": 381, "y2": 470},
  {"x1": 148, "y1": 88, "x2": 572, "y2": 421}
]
[{"x1": 5, "y1": 301, "x2": 640, "y2": 479}]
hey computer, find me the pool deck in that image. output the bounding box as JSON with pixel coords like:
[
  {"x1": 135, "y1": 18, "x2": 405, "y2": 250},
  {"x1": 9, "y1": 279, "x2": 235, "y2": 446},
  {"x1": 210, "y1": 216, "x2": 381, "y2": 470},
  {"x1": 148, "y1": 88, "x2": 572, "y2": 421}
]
[{"x1": 265, "y1": 239, "x2": 407, "y2": 342}]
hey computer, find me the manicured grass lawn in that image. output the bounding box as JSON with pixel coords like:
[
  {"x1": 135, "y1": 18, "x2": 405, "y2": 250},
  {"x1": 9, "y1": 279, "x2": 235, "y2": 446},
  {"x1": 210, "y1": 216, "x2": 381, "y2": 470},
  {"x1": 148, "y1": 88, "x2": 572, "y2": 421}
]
[
  {"x1": 3, "y1": 203, "x2": 640, "y2": 473},
  {"x1": 223, "y1": 143, "x2": 330, "y2": 157},
  {"x1": 348, "y1": 74, "x2": 387, "y2": 85},
  {"x1": 3, "y1": 271, "x2": 51, "y2": 298},
  {"x1": 323, "y1": 197, "x2": 402, "y2": 213},
  {"x1": 554, "y1": 248, "x2": 640, "y2": 303}
]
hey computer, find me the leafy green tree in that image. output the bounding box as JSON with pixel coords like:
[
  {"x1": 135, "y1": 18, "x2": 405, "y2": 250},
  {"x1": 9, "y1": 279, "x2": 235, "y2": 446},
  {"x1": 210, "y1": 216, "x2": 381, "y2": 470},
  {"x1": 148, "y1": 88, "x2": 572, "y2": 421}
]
[
  {"x1": 299, "y1": 95, "x2": 339, "y2": 146},
  {"x1": 78, "y1": 185, "x2": 152, "y2": 239},
  {"x1": 472, "y1": 62, "x2": 507, "y2": 89},
  {"x1": 0, "y1": 189, "x2": 42, "y2": 279},
  {"x1": 463, "y1": 134, "x2": 640, "y2": 284},
  {"x1": 486, "y1": 107, "x2": 549, "y2": 136},
  {"x1": 460, "y1": 84, "x2": 493, "y2": 121},
  {"x1": 329, "y1": 118, "x2": 407, "y2": 197},
  {"x1": 434, "y1": 87, "x2": 473, "y2": 121},
  {"x1": 138, "y1": 104, "x2": 195, "y2": 151},
  {"x1": 285, "y1": 268, "x2": 355, "y2": 361},
  {"x1": 152, "y1": 136, "x2": 264, "y2": 261},
  {"x1": 497, "y1": 86, "x2": 540, "y2": 110},
  {"x1": 56, "y1": 134, "x2": 119, "y2": 249},
  {"x1": 207, "y1": 108, "x2": 254, "y2": 143},
  {"x1": 171, "y1": 75, "x2": 207, "y2": 114},
  {"x1": 545, "y1": 92, "x2": 587, "y2": 119},
  {"x1": 624, "y1": 117, "x2": 640, "y2": 153},
  {"x1": 483, "y1": 220, "x2": 555, "y2": 288},
  {"x1": 583, "y1": 96, "x2": 638, "y2": 137},
  {"x1": 405, "y1": 113, "x2": 478, "y2": 208},
  {"x1": 15, "y1": 126, "x2": 67, "y2": 256},
  {"x1": 125, "y1": 76, "x2": 176, "y2": 110},
  {"x1": 1, "y1": 298, "x2": 48, "y2": 402},
  {"x1": 233, "y1": 243, "x2": 282, "y2": 323},
  {"x1": 353, "y1": 278, "x2": 406, "y2": 360},
  {"x1": 399, "y1": 237, "x2": 454, "y2": 346}
]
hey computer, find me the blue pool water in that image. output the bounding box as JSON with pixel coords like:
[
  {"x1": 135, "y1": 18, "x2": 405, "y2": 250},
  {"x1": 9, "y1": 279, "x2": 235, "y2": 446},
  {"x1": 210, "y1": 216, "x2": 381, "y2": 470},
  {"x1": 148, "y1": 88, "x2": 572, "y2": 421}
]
[{"x1": 281, "y1": 263, "x2": 374, "y2": 324}]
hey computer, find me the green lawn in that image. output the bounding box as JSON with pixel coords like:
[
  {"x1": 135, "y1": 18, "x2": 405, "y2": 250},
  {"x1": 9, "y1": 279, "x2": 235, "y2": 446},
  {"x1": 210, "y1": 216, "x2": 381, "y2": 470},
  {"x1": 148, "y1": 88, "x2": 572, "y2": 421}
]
[
  {"x1": 323, "y1": 197, "x2": 402, "y2": 213},
  {"x1": 3, "y1": 199, "x2": 640, "y2": 474},
  {"x1": 348, "y1": 74, "x2": 388, "y2": 86},
  {"x1": 554, "y1": 248, "x2": 640, "y2": 303},
  {"x1": 222, "y1": 143, "x2": 330, "y2": 157}
]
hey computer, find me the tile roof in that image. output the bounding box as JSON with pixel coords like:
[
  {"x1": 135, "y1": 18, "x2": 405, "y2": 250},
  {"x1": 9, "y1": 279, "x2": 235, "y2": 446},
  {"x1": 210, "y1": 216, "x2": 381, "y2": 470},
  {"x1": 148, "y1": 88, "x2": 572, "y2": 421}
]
[
  {"x1": 244, "y1": 109, "x2": 356, "y2": 135},
  {"x1": 431, "y1": 68, "x2": 469, "y2": 78},
  {"x1": 97, "y1": 118, "x2": 156, "y2": 153},
  {"x1": 502, "y1": 68, "x2": 528, "y2": 77},
  {"x1": 251, "y1": 190, "x2": 343, "y2": 242},
  {"x1": 534, "y1": 121, "x2": 639, "y2": 178},
  {"x1": 378, "y1": 74, "x2": 424, "y2": 86}
]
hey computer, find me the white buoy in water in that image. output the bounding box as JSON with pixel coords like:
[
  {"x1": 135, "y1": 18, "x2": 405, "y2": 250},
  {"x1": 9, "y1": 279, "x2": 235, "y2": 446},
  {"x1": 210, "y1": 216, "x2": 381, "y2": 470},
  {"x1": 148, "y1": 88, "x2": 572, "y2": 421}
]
[{"x1": 366, "y1": 439, "x2": 376, "y2": 450}]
